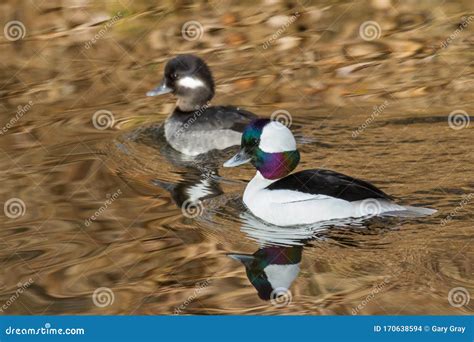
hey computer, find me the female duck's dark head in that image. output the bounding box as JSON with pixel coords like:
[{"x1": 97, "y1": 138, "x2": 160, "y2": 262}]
[
  {"x1": 224, "y1": 119, "x2": 300, "y2": 180},
  {"x1": 146, "y1": 54, "x2": 215, "y2": 112}
]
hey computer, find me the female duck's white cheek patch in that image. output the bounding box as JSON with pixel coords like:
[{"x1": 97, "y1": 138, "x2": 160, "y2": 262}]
[
  {"x1": 177, "y1": 76, "x2": 205, "y2": 89},
  {"x1": 259, "y1": 122, "x2": 297, "y2": 153}
]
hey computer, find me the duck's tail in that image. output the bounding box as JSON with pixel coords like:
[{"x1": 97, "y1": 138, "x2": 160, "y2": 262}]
[{"x1": 384, "y1": 205, "x2": 437, "y2": 218}]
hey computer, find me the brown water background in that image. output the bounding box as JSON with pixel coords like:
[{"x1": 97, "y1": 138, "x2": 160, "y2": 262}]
[{"x1": 0, "y1": 0, "x2": 473, "y2": 315}]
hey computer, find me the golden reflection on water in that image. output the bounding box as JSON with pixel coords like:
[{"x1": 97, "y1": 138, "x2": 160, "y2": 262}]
[{"x1": 0, "y1": 0, "x2": 473, "y2": 315}]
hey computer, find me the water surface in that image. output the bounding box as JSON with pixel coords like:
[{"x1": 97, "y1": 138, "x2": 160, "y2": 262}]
[{"x1": 0, "y1": 0, "x2": 473, "y2": 315}]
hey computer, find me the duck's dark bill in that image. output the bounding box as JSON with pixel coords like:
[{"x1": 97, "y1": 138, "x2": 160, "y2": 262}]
[
  {"x1": 223, "y1": 149, "x2": 251, "y2": 167},
  {"x1": 227, "y1": 253, "x2": 254, "y2": 266},
  {"x1": 146, "y1": 80, "x2": 172, "y2": 96}
]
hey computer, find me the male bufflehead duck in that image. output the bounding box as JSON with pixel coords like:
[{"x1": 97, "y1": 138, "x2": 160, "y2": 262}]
[
  {"x1": 147, "y1": 54, "x2": 257, "y2": 156},
  {"x1": 224, "y1": 119, "x2": 437, "y2": 226},
  {"x1": 228, "y1": 246, "x2": 302, "y2": 300}
]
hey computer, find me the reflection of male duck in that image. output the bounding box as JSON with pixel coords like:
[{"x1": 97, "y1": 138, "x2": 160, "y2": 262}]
[
  {"x1": 228, "y1": 212, "x2": 400, "y2": 301},
  {"x1": 229, "y1": 246, "x2": 302, "y2": 301},
  {"x1": 227, "y1": 211, "x2": 311, "y2": 301}
]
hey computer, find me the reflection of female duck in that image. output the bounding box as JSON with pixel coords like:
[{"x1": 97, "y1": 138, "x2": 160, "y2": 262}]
[
  {"x1": 150, "y1": 137, "x2": 238, "y2": 208},
  {"x1": 152, "y1": 166, "x2": 223, "y2": 208},
  {"x1": 119, "y1": 120, "x2": 236, "y2": 209}
]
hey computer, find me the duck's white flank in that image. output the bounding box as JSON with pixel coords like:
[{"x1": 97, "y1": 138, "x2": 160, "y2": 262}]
[{"x1": 243, "y1": 172, "x2": 435, "y2": 226}]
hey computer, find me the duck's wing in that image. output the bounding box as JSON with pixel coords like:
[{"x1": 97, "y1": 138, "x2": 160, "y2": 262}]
[
  {"x1": 265, "y1": 169, "x2": 393, "y2": 202},
  {"x1": 194, "y1": 106, "x2": 257, "y2": 132}
]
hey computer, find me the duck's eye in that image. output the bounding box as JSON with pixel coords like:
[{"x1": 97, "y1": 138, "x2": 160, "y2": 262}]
[{"x1": 171, "y1": 73, "x2": 178, "y2": 79}]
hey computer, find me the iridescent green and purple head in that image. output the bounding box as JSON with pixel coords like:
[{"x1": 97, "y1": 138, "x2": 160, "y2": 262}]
[{"x1": 224, "y1": 119, "x2": 300, "y2": 179}]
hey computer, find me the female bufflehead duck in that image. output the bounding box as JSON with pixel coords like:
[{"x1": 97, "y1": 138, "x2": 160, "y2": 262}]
[
  {"x1": 224, "y1": 119, "x2": 437, "y2": 226},
  {"x1": 147, "y1": 54, "x2": 257, "y2": 156}
]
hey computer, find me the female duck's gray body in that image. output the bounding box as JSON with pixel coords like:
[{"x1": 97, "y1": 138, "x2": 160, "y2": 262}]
[
  {"x1": 147, "y1": 54, "x2": 257, "y2": 156},
  {"x1": 164, "y1": 106, "x2": 255, "y2": 156}
]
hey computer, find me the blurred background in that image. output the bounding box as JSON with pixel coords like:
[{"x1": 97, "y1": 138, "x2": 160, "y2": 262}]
[{"x1": 0, "y1": 0, "x2": 473, "y2": 315}]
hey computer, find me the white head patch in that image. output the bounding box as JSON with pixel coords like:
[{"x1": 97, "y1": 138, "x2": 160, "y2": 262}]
[
  {"x1": 264, "y1": 264, "x2": 300, "y2": 290},
  {"x1": 177, "y1": 76, "x2": 205, "y2": 89},
  {"x1": 259, "y1": 121, "x2": 297, "y2": 153}
]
